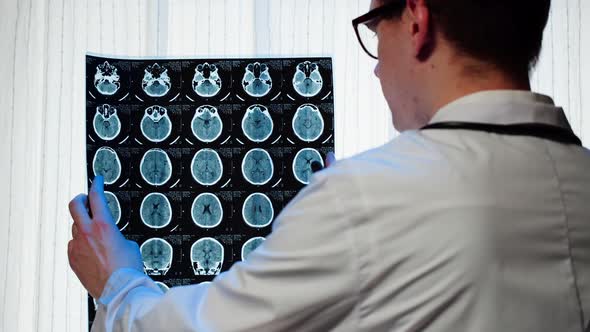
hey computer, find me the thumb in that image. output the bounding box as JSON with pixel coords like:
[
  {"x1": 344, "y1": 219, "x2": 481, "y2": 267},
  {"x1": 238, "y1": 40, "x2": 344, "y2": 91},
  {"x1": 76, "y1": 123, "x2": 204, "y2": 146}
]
[{"x1": 88, "y1": 176, "x2": 113, "y2": 223}]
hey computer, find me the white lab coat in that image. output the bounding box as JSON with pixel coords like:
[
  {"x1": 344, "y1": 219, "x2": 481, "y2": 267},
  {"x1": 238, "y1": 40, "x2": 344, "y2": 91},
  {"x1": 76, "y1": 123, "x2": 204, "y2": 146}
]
[{"x1": 92, "y1": 90, "x2": 590, "y2": 332}]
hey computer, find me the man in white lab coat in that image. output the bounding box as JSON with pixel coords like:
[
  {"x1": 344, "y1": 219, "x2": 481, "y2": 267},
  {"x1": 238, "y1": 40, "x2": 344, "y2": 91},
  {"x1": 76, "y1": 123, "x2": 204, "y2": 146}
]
[{"x1": 68, "y1": 0, "x2": 590, "y2": 331}]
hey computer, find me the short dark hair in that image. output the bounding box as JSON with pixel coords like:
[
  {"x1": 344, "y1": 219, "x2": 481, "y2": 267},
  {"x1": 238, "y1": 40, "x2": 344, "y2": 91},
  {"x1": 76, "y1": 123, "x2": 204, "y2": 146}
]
[{"x1": 383, "y1": 0, "x2": 551, "y2": 76}]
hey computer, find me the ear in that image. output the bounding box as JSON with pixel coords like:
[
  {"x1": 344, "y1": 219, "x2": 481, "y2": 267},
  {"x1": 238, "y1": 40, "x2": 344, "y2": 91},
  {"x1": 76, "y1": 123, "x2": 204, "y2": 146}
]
[{"x1": 406, "y1": 0, "x2": 433, "y2": 60}]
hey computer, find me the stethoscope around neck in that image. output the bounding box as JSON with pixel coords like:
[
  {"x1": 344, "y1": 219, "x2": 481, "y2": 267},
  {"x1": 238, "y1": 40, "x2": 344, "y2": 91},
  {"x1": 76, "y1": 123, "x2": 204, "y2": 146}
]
[
  {"x1": 420, "y1": 121, "x2": 582, "y2": 146},
  {"x1": 311, "y1": 121, "x2": 582, "y2": 174}
]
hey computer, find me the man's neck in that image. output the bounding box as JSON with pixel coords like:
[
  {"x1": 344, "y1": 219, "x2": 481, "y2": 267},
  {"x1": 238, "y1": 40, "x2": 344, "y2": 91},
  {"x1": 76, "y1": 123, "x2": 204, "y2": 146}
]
[{"x1": 427, "y1": 66, "x2": 532, "y2": 121}]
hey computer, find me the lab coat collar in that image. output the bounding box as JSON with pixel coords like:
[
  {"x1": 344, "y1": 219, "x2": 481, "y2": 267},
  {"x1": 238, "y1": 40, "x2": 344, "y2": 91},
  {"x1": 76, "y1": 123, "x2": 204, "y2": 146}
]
[{"x1": 428, "y1": 90, "x2": 573, "y2": 131}]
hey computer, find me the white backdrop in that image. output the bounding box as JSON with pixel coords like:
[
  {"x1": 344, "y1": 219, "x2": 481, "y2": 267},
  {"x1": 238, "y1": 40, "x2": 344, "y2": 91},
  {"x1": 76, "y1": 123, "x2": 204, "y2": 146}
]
[{"x1": 0, "y1": 1, "x2": 588, "y2": 331}]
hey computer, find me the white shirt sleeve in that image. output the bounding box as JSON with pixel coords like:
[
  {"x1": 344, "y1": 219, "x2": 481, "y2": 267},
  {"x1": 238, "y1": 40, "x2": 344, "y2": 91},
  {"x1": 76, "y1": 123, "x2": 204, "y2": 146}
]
[{"x1": 92, "y1": 162, "x2": 365, "y2": 332}]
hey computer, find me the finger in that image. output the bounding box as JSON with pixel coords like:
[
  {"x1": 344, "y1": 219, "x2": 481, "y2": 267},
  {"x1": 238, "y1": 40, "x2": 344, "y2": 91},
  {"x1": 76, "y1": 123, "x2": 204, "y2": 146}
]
[
  {"x1": 69, "y1": 194, "x2": 92, "y2": 231},
  {"x1": 71, "y1": 223, "x2": 78, "y2": 239},
  {"x1": 67, "y1": 240, "x2": 77, "y2": 271},
  {"x1": 88, "y1": 176, "x2": 112, "y2": 222},
  {"x1": 67, "y1": 240, "x2": 75, "y2": 264},
  {"x1": 325, "y1": 151, "x2": 336, "y2": 168}
]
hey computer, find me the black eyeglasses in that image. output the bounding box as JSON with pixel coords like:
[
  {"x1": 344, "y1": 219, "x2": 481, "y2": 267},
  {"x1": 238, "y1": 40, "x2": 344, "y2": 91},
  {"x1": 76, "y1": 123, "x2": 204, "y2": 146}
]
[{"x1": 352, "y1": 1, "x2": 406, "y2": 59}]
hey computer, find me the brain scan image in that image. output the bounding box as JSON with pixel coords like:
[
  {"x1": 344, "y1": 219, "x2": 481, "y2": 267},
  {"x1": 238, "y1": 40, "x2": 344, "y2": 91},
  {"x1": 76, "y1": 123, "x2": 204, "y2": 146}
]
[
  {"x1": 85, "y1": 55, "x2": 336, "y2": 326},
  {"x1": 241, "y1": 149, "x2": 274, "y2": 185},
  {"x1": 192, "y1": 63, "x2": 222, "y2": 97},
  {"x1": 293, "y1": 104, "x2": 324, "y2": 142},
  {"x1": 242, "y1": 193, "x2": 274, "y2": 228},
  {"x1": 94, "y1": 61, "x2": 120, "y2": 95},
  {"x1": 191, "y1": 193, "x2": 223, "y2": 228},
  {"x1": 142, "y1": 63, "x2": 171, "y2": 97},
  {"x1": 241, "y1": 237, "x2": 266, "y2": 261},
  {"x1": 93, "y1": 104, "x2": 121, "y2": 141},
  {"x1": 293, "y1": 148, "x2": 324, "y2": 184},
  {"x1": 191, "y1": 238, "x2": 224, "y2": 275},
  {"x1": 141, "y1": 105, "x2": 172, "y2": 142},
  {"x1": 140, "y1": 238, "x2": 173, "y2": 276},
  {"x1": 140, "y1": 192, "x2": 172, "y2": 229},
  {"x1": 92, "y1": 147, "x2": 122, "y2": 185},
  {"x1": 191, "y1": 149, "x2": 223, "y2": 186},
  {"x1": 140, "y1": 148, "x2": 173, "y2": 186},
  {"x1": 104, "y1": 191, "x2": 121, "y2": 225},
  {"x1": 191, "y1": 105, "x2": 223, "y2": 143},
  {"x1": 292, "y1": 61, "x2": 323, "y2": 97},
  {"x1": 155, "y1": 282, "x2": 169, "y2": 293},
  {"x1": 241, "y1": 104, "x2": 273, "y2": 142},
  {"x1": 242, "y1": 62, "x2": 272, "y2": 97}
]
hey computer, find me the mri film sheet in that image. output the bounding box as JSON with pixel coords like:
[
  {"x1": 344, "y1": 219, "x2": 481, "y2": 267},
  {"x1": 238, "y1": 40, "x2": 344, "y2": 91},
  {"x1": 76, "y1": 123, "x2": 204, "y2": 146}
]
[{"x1": 85, "y1": 55, "x2": 334, "y2": 329}]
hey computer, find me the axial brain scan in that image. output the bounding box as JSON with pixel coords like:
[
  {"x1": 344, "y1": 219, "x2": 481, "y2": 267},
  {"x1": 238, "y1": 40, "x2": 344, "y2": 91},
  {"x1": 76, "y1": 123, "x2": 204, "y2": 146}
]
[
  {"x1": 94, "y1": 61, "x2": 120, "y2": 95},
  {"x1": 92, "y1": 147, "x2": 122, "y2": 184},
  {"x1": 241, "y1": 104, "x2": 273, "y2": 142},
  {"x1": 241, "y1": 237, "x2": 265, "y2": 261},
  {"x1": 140, "y1": 192, "x2": 172, "y2": 229},
  {"x1": 191, "y1": 193, "x2": 223, "y2": 228},
  {"x1": 141, "y1": 238, "x2": 173, "y2": 276},
  {"x1": 104, "y1": 191, "x2": 121, "y2": 225},
  {"x1": 242, "y1": 62, "x2": 272, "y2": 97},
  {"x1": 292, "y1": 61, "x2": 323, "y2": 97},
  {"x1": 93, "y1": 104, "x2": 121, "y2": 141},
  {"x1": 242, "y1": 193, "x2": 274, "y2": 228},
  {"x1": 141, "y1": 105, "x2": 172, "y2": 142},
  {"x1": 140, "y1": 148, "x2": 173, "y2": 186},
  {"x1": 192, "y1": 63, "x2": 222, "y2": 97},
  {"x1": 86, "y1": 55, "x2": 335, "y2": 328},
  {"x1": 191, "y1": 105, "x2": 223, "y2": 143},
  {"x1": 191, "y1": 149, "x2": 223, "y2": 186},
  {"x1": 241, "y1": 149, "x2": 274, "y2": 185},
  {"x1": 191, "y1": 238, "x2": 224, "y2": 275},
  {"x1": 293, "y1": 148, "x2": 323, "y2": 184},
  {"x1": 142, "y1": 63, "x2": 171, "y2": 97},
  {"x1": 293, "y1": 104, "x2": 324, "y2": 142}
]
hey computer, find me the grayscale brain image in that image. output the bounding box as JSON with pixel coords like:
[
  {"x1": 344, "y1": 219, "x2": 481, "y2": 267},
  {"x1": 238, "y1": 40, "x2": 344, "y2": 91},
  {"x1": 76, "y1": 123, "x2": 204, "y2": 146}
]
[
  {"x1": 191, "y1": 193, "x2": 223, "y2": 228},
  {"x1": 86, "y1": 55, "x2": 334, "y2": 329},
  {"x1": 191, "y1": 105, "x2": 223, "y2": 143},
  {"x1": 292, "y1": 61, "x2": 323, "y2": 97},
  {"x1": 192, "y1": 63, "x2": 222, "y2": 97},
  {"x1": 191, "y1": 238, "x2": 224, "y2": 275},
  {"x1": 92, "y1": 146, "x2": 121, "y2": 184},
  {"x1": 242, "y1": 104, "x2": 273, "y2": 142},
  {"x1": 293, "y1": 148, "x2": 324, "y2": 184},
  {"x1": 140, "y1": 193, "x2": 172, "y2": 229},
  {"x1": 141, "y1": 238, "x2": 173, "y2": 276},
  {"x1": 241, "y1": 237, "x2": 266, "y2": 261},
  {"x1": 242, "y1": 193, "x2": 274, "y2": 228},
  {"x1": 141, "y1": 105, "x2": 172, "y2": 142},
  {"x1": 93, "y1": 104, "x2": 121, "y2": 141},
  {"x1": 242, "y1": 148, "x2": 274, "y2": 185},
  {"x1": 191, "y1": 148, "x2": 223, "y2": 186},
  {"x1": 104, "y1": 191, "x2": 121, "y2": 225},
  {"x1": 242, "y1": 62, "x2": 272, "y2": 97},
  {"x1": 140, "y1": 148, "x2": 172, "y2": 186},
  {"x1": 94, "y1": 61, "x2": 120, "y2": 95},
  {"x1": 293, "y1": 104, "x2": 324, "y2": 142},
  {"x1": 142, "y1": 63, "x2": 171, "y2": 97}
]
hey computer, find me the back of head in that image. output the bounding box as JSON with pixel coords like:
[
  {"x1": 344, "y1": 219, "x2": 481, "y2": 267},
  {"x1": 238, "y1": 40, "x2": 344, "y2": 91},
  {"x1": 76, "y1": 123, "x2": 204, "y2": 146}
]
[
  {"x1": 427, "y1": 0, "x2": 551, "y2": 77},
  {"x1": 383, "y1": 0, "x2": 552, "y2": 77},
  {"x1": 375, "y1": 0, "x2": 552, "y2": 130}
]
